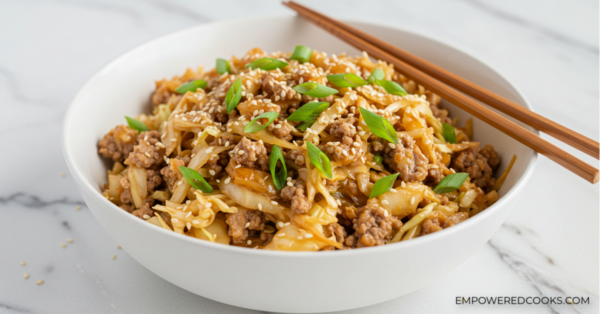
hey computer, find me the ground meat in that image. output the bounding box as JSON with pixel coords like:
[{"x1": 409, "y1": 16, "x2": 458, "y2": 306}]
[
  {"x1": 444, "y1": 212, "x2": 469, "y2": 228},
  {"x1": 383, "y1": 134, "x2": 428, "y2": 182},
  {"x1": 231, "y1": 137, "x2": 269, "y2": 171},
  {"x1": 479, "y1": 144, "x2": 500, "y2": 171},
  {"x1": 261, "y1": 72, "x2": 298, "y2": 101},
  {"x1": 268, "y1": 119, "x2": 293, "y2": 141},
  {"x1": 370, "y1": 139, "x2": 385, "y2": 154},
  {"x1": 225, "y1": 208, "x2": 268, "y2": 244},
  {"x1": 422, "y1": 218, "x2": 443, "y2": 235},
  {"x1": 320, "y1": 117, "x2": 363, "y2": 164},
  {"x1": 125, "y1": 131, "x2": 165, "y2": 169},
  {"x1": 98, "y1": 125, "x2": 137, "y2": 163},
  {"x1": 160, "y1": 155, "x2": 191, "y2": 188},
  {"x1": 151, "y1": 84, "x2": 177, "y2": 106},
  {"x1": 344, "y1": 199, "x2": 395, "y2": 248},
  {"x1": 452, "y1": 147, "x2": 495, "y2": 190},
  {"x1": 328, "y1": 222, "x2": 348, "y2": 248},
  {"x1": 206, "y1": 151, "x2": 230, "y2": 175},
  {"x1": 289, "y1": 149, "x2": 305, "y2": 166},
  {"x1": 280, "y1": 180, "x2": 310, "y2": 214},
  {"x1": 146, "y1": 169, "x2": 163, "y2": 193},
  {"x1": 427, "y1": 166, "x2": 446, "y2": 185},
  {"x1": 119, "y1": 177, "x2": 154, "y2": 217},
  {"x1": 132, "y1": 202, "x2": 154, "y2": 219}
]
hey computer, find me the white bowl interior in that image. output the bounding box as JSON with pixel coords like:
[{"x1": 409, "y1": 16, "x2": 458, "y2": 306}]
[{"x1": 63, "y1": 16, "x2": 537, "y2": 313}]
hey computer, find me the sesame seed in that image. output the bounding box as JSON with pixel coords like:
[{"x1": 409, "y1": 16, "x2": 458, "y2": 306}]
[
  {"x1": 247, "y1": 240, "x2": 252, "y2": 245},
  {"x1": 177, "y1": 180, "x2": 183, "y2": 186},
  {"x1": 389, "y1": 143, "x2": 396, "y2": 149},
  {"x1": 59, "y1": 172, "x2": 66, "y2": 178},
  {"x1": 352, "y1": 142, "x2": 360, "y2": 147},
  {"x1": 186, "y1": 222, "x2": 191, "y2": 230},
  {"x1": 20, "y1": 261, "x2": 25, "y2": 266},
  {"x1": 66, "y1": 238, "x2": 73, "y2": 243},
  {"x1": 381, "y1": 200, "x2": 390, "y2": 205},
  {"x1": 235, "y1": 164, "x2": 241, "y2": 168},
  {"x1": 304, "y1": 233, "x2": 313, "y2": 239},
  {"x1": 271, "y1": 201, "x2": 278, "y2": 205},
  {"x1": 258, "y1": 203, "x2": 262, "y2": 210},
  {"x1": 278, "y1": 233, "x2": 286, "y2": 237},
  {"x1": 171, "y1": 218, "x2": 179, "y2": 223},
  {"x1": 244, "y1": 222, "x2": 250, "y2": 228},
  {"x1": 205, "y1": 202, "x2": 212, "y2": 208},
  {"x1": 238, "y1": 150, "x2": 245, "y2": 155},
  {"x1": 192, "y1": 220, "x2": 200, "y2": 225},
  {"x1": 36, "y1": 280, "x2": 44, "y2": 285},
  {"x1": 401, "y1": 181, "x2": 407, "y2": 188},
  {"x1": 116, "y1": 245, "x2": 121, "y2": 249},
  {"x1": 284, "y1": 222, "x2": 290, "y2": 226},
  {"x1": 287, "y1": 181, "x2": 294, "y2": 187},
  {"x1": 23, "y1": 273, "x2": 29, "y2": 279},
  {"x1": 410, "y1": 197, "x2": 415, "y2": 205},
  {"x1": 224, "y1": 178, "x2": 231, "y2": 184},
  {"x1": 75, "y1": 205, "x2": 81, "y2": 211},
  {"x1": 60, "y1": 243, "x2": 66, "y2": 248},
  {"x1": 185, "y1": 212, "x2": 192, "y2": 218},
  {"x1": 209, "y1": 170, "x2": 216, "y2": 176},
  {"x1": 390, "y1": 189, "x2": 398, "y2": 193},
  {"x1": 111, "y1": 255, "x2": 116, "y2": 260}
]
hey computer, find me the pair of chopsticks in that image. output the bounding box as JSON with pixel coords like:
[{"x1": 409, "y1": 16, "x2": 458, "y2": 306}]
[{"x1": 283, "y1": 1, "x2": 599, "y2": 184}]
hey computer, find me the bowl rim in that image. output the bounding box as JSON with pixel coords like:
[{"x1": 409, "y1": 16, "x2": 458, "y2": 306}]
[{"x1": 63, "y1": 15, "x2": 538, "y2": 258}]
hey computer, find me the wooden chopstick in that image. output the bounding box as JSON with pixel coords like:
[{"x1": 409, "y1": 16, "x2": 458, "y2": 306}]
[
  {"x1": 286, "y1": 1, "x2": 599, "y2": 160},
  {"x1": 283, "y1": 1, "x2": 599, "y2": 184}
]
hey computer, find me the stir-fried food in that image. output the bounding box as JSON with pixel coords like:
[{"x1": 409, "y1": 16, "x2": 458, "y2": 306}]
[{"x1": 98, "y1": 46, "x2": 514, "y2": 250}]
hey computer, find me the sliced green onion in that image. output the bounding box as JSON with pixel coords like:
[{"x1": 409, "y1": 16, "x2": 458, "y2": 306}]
[
  {"x1": 359, "y1": 107, "x2": 399, "y2": 144},
  {"x1": 176, "y1": 79, "x2": 207, "y2": 94},
  {"x1": 442, "y1": 123, "x2": 456, "y2": 144},
  {"x1": 375, "y1": 80, "x2": 407, "y2": 96},
  {"x1": 367, "y1": 68, "x2": 384, "y2": 84},
  {"x1": 178, "y1": 166, "x2": 213, "y2": 193},
  {"x1": 125, "y1": 116, "x2": 148, "y2": 133},
  {"x1": 433, "y1": 173, "x2": 469, "y2": 194},
  {"x1": 226, "y1": 78, "x2": 242, "y2": 114},
  {"x1": 326, "y1": 73, "x2": 367, "y2": 88},
  {"x1": 290, "y1": 45, "x2": 312, "y2": 63},
  {"x1": 246, "y1": 58, "x2": 289, "y2": 71},
  {"x1": 370, "y1": 173, "x2": 399, "y2": 198},
  {"x1": 216, "y1": 58, "x2": 230, "y2": 74},
  {"x1": 269, "y1": 145, "x2": 287, "y2": 190},
  {"x1": 307, "y1": 142, "x2": 332, "y2": 179},
  {"x1": 293, "y1": 82, "x2": 338, "y2": 98},
  {"x1": 287, "y1": 102, "x2": 329, "y2": 121},
  {"x1": 244, "y1": 111, "x2": 279, "y2": 133},
  {"x1": 373, "y1": 154, "x2": 382, "y2": 164},
  {"x1": 295, "y1": 121, "x2": 315, "y2": 132}
]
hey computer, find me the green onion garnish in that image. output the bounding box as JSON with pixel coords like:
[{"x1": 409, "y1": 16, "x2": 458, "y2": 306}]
[
  {"x1": 226, "y1": 78, "x2": 243, "y2": 114},
  {"x1": 290, "y1": 45, "x2": 313, "y2": 63},
  {"x1": 374, "y1": 80, "x2": 407, "y2": 96},
  {"x1": 326, "y1": 73, "x2": 367, "y2": 88},
  {"x1": 288, "y1": 102, "x2": 329, "y2": 132},
  {"x1": 369, "y1": 173, "x2": 398, "y2": 198},
  {"x1": 287, "y1": 102, "x2": 329, "y2": 122},
  {"x1": 244, "y1": 111, "x2": 279, "y2": 133},
  {"x1": 367, "y1": 68, "x2": 385, "y2": 84},
  {"x1": 125, "y1": 116, "x2": 148, "y2": 133},
  {"x1": 176, "y1": 79, "x2": 207, "y2": 94},
  {"x1": 178, "y1": 166, "x2": 214, "y2": 193},
  {"x1": 373, "y1": 154, "x2": 382, "y2": 164},
  {"x1": 442, "y1": 123, "x2": 456, "y2": 144},
  {"x1": 246, "y1": 58, "x2": 289, "y2": 71},
  {"x1": 307, "y1": 142, "x2": 332, "y2": 179},
  {"x1": 433, "y1": 173, "x2": 469, "y2": 194},
  {"x1": 216, "y1": 58, "x2": 230, "y2": 74},
  {"x1": 359, "y1": 107, "x2": 399, "y2": 144},
  {"x1": 293, "y1": 82, "x2": 339, "y2": 98},
  {"x1": 269, "y1": 145, "x2": 287, "y2": 190}
]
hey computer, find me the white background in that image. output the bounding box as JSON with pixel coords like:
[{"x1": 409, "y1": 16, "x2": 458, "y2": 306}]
[{"x1": 0, "y1": 0, "x2": 598, "y2": 313}]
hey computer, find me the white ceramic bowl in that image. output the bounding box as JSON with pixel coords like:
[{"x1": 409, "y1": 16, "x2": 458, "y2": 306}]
[{"x1": 63, "y1": 16, "x2": 537, "y2": 313}]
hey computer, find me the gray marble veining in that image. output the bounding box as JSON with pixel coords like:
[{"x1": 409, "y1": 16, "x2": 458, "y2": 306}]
[{"x1": 0, "y1": 0, "x2": 597, "y2": 313}]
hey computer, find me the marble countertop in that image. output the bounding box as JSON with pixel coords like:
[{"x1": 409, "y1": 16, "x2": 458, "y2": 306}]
[{"x1": 1, "y1": 0, "x2": 598, "y2": 313}]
